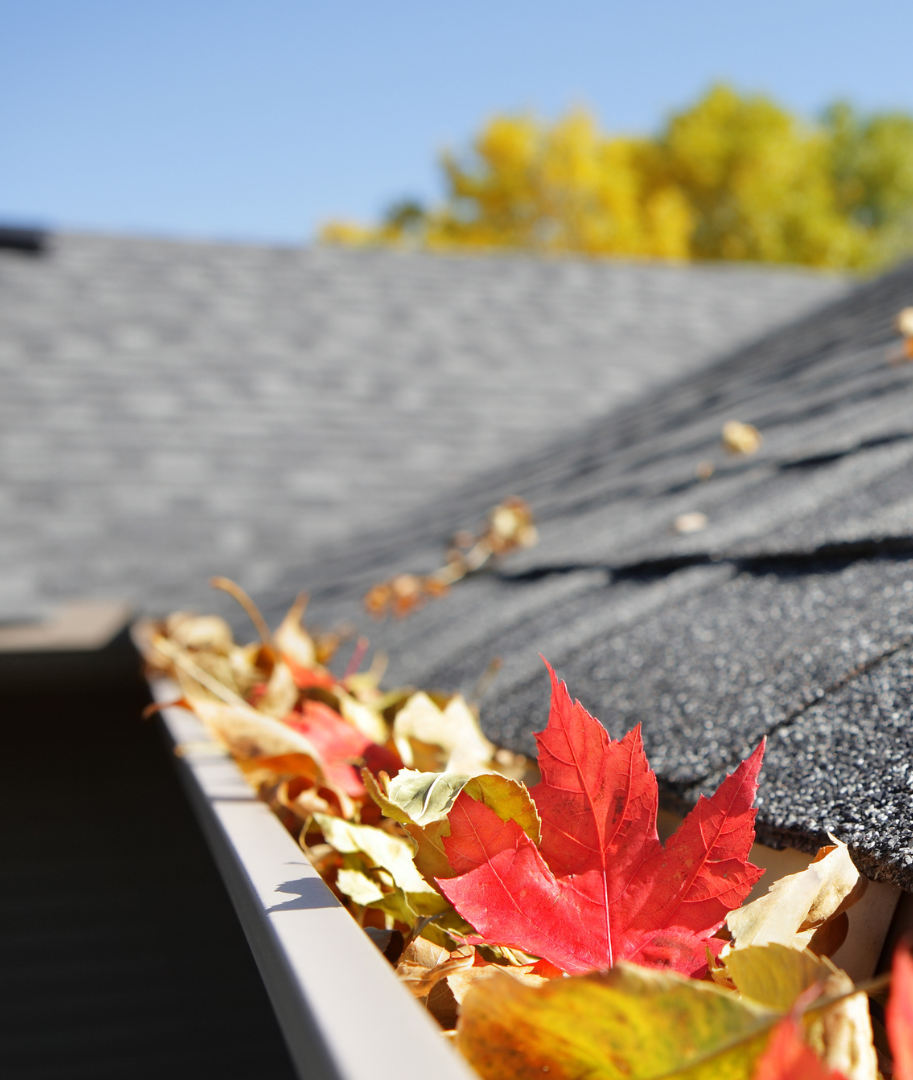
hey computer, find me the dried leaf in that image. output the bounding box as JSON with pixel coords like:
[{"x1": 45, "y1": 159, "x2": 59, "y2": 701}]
[
  {"x1": 896, "y1": 308, "x2": 913, "y2": 338},
  {"x1": 336, "y1": 866, "x2": 386, "y2": 906},
  {"x1": 445, "y1": 961, "x2": 548, "y2": 1005},
  {"x1": 252, "y1": 657, "x2": 300, "y2": 719},
  {"x1": 723, "y1": 420, "x2": 762, "y2": 455},
  {"x1": 364, "y1": 498, "x2": 537, "y2": 618},
  {"x1": 166, "y1": 613, "x2": 234, "y2": 653},
  {"x1": 315, "y1": 813, "x2": 451, "y2": 919},
  {"x1": 486, "y1": 498, "x2": 538, "y2": 554},
  {"x1": 810, "y1": 985, "x2": 877, "y2": 1080},
  {"x1": 274, "y1": 592, "x2": 317, "y2": 669},
  {"x1": 179, "y1": 682, "x2": 326, "y2": 764},
  {"x1": 393, "y1": 691, "x2": 495, "y2": 775},
  {"x1": 396, "y1": 940, "x2": 475, "y2": 998},
  {"x1": 284, "y1": 784, "x2": 333, "y2": 819},
  {"x1": 727, "y1": 840, "x2": 866, "y2": 954},
  {"x1": 673, "y1": 511, "x2": 709, "y2": 534}
]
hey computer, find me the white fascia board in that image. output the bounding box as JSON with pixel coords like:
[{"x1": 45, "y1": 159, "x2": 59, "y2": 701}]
[{"x1": 153, "y1": 682, "x2": 475, "y2": 1080}]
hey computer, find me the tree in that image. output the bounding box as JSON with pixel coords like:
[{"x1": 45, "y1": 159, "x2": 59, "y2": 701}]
[{"x1": 321, "y1": 85, "x2": 913, "y2": 271}]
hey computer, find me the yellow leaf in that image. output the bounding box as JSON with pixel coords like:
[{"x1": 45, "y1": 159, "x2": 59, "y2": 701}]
[
  {"x1": 457, "y1": 963, "x2": 776, "y2": 1080},
  {"x1": 723, "y1": 943, "x2": 834, "y2": 1011},
  {"x1": 362, "y1": 770, "x2": 454, "y2": 884},
  {"x1": 387, "y1": 769, "x2": 473, "y2": 824}
]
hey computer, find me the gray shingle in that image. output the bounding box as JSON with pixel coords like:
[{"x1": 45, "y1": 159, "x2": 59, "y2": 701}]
[{"x1": 0, "y1": 232, "x2": 845, "y2": 619}]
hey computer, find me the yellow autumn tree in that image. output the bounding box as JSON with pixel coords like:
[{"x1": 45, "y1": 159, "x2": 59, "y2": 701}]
[
  {"x1": 660, "y1": 85, "x2": 865, "y2": 267},
  {"x1": 425, "y1": 111, "x2": 694, "y2": 259},
  {"x1": 322, "y1": 85, "x2": 913, "y2": 271}
]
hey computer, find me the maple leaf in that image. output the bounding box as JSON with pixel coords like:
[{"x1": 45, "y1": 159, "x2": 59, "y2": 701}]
[
  {"x1": 436, "y1": 661, "x2": 764, "y2": 976},
  {"x1": 283, "y1": 699, "x2": 400, "y2": 798}
]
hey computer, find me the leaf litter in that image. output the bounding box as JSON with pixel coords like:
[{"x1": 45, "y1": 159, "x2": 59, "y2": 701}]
[{"x1": 139, "y1": 549, "x2": 910, "y2": 1080}]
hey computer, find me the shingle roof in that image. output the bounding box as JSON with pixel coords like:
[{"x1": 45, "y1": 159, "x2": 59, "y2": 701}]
[
  {"x1": 0, "y1": 232, "x2": 845, "y2": 621},
  {"x1": 256, "y1": 257, "x2": 913, "y2": 889}
]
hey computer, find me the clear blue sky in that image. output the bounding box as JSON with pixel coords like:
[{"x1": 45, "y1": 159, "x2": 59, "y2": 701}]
[{"x1": 3, "y1": 0, "x2": 913, "y2": 245}]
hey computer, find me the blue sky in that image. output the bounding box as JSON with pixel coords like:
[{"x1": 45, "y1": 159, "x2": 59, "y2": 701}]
[{"x1": 3, "y1": 1, "x2": 913, "y2": 244}]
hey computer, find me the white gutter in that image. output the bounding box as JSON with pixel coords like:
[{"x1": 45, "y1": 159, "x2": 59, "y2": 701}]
[{"x1": 153, "y1": 684, "x2": 475, "y2": 1080}]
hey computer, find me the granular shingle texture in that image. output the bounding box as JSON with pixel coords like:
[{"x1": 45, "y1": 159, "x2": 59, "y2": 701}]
[
  {"x1": 0, "y1": 232, "x2": 845, "y2": 620},
  {"x1": 257, "y1": 256, "x2": 913, "y2": 889}
]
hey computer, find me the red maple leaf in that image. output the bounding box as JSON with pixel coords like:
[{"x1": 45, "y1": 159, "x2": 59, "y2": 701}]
[
  {"x1": 283, "y1": 700, "x2": 400, "y2": 798},
  {"x1": 436, "y1": 661, "x2": 764, "y2": 976}
]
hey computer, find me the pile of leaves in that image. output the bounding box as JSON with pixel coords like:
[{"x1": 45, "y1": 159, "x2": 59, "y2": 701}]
[{"x1": 140, "y1": 580, "x2": 911, "y2": 1080}]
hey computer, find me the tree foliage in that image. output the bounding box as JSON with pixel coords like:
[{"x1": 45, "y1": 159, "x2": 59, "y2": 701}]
[{"x1": 321, "y1": 85, "x2": 913, "y2": 270}]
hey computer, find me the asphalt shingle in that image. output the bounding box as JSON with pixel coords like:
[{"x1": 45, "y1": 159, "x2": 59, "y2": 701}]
[{"x1": 0, "y1": 232, "x2": 846, "y2": 620}]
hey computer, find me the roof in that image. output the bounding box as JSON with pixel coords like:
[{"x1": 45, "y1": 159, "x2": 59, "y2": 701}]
[
  {"x1": 256, "y1": 257, "x2": 913, "y2": 889},
  {"x1": 0, "y1": 231, "x2": 845, "y2": 621}
]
